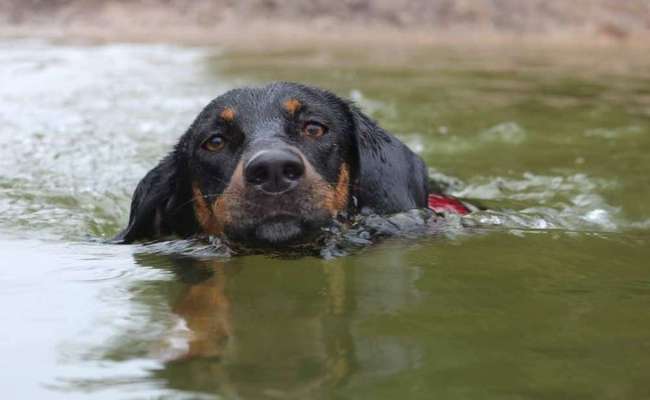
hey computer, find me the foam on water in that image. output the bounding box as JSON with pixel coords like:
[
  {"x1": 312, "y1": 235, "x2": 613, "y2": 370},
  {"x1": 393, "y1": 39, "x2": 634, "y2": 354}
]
[
  {"x1": 444, "y1": 171, "x2": 623, "y2": 233},
  {"x1": 0, "y1": 40, "x2": 228, "y2": 240}
]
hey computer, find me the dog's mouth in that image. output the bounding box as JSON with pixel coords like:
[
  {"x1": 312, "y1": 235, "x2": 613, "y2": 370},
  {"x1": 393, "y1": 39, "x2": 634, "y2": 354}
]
[
  {"x1": 253, "y1": 214, "x2": 304, "y2": 245},
  {"x1": 225, "y1": 213, "x2": 328, "y2": 248}
]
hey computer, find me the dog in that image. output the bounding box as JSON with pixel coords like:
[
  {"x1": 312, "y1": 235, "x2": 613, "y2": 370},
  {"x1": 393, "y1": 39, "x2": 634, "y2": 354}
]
[{"x1": 115, "y1": 82, "x2": 430, "y2": 246}]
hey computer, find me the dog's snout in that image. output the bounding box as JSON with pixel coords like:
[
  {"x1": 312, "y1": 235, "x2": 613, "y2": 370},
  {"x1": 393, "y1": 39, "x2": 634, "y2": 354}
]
[{"x1": 244, "y1": 149, "x2": 305, "y2": 194}]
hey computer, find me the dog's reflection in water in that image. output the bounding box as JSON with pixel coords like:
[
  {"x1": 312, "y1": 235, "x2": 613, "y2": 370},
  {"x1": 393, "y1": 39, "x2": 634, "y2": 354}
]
[
  {"x1": 156, "y1": 256, "x2": 355, "y2": 398},
  {"x1": 170, "y1": 260, "x2": 233, "y2": 360}
]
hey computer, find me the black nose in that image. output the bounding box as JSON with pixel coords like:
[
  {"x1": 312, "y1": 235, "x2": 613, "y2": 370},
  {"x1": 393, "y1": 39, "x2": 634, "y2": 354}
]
[{"x1": 244, "y1": 149, "x2": 305, "y2": 194}]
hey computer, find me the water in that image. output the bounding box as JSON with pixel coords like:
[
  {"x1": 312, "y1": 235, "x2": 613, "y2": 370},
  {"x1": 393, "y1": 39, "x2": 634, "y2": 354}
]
[{"x1": 1, "y1": 39, "x2": 649, "y2": 399}]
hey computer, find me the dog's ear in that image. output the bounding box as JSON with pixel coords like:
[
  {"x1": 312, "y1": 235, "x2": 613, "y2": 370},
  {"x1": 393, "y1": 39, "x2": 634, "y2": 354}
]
[
  {"x1": 349, "y1": 105, "x2": 429, "y2": 213},
  {"x1": 114, "y1": 153, "x2": 195, "y2": 243}
]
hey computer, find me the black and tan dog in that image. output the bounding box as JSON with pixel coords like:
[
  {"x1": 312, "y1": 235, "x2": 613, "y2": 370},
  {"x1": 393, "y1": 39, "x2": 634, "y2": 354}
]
[{"x1": 116, "y1": 82, "x2": 429, "y2": 246}]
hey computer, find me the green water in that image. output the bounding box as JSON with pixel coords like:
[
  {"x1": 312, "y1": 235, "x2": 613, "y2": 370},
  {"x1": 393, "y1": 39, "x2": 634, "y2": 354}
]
[{"x1": 1, "y1": 40, "x2": 649, "y2": 399}]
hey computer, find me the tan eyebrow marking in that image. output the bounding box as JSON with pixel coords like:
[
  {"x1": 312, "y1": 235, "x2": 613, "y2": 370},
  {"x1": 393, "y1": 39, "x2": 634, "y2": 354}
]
[
  {"x1": 283, "y1": 99, "x2": 302, "y2": 115},
  {"x1": 220, "y1": 107, "x2": 236, "y2": 122}
]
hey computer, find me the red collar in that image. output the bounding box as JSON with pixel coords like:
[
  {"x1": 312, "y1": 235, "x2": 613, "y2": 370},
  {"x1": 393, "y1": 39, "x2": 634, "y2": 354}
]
[{"x1": 428, "y1": 194, "x2": 471, "y2": 215}]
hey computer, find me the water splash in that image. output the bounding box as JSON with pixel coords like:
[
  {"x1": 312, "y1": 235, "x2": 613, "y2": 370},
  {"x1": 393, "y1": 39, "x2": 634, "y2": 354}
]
[
  {"x1": 479, "y1": 122, "x2": 527, "y2": 144},
  {"x1": 0, "y1": 40, "x2": 227, "y2": 240},
  {"x1": 446, "y1": 172, "x2": 622, "y2": 232}
]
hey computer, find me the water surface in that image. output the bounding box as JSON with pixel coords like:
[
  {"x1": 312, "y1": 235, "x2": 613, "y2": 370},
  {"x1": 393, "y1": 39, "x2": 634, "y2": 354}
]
[{"x1": 1, "y1": 40, "x2": 649, "y2": 399}]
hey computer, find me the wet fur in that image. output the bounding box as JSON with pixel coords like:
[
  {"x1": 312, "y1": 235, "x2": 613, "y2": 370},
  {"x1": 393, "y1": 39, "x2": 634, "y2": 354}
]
[{"x1": 115, "y1": 82, "x2": 429, "y2": 245}]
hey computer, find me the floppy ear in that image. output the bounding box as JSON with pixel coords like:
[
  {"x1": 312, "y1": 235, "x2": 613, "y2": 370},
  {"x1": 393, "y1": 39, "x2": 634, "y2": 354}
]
[
  {"x1": 114, "y1": 152, "x2": 196, "y2": 243},
  {"x1": 349, "y1": 106, "x2": 429, "y2": 213}
]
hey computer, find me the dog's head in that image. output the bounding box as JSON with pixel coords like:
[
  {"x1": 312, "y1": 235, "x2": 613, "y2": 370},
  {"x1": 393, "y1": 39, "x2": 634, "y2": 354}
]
[{"x1": 116, "y1": 82, "x2": 429, "y2": 247}]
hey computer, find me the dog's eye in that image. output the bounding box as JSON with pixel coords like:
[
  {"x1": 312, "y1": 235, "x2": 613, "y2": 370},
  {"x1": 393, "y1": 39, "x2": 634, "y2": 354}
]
[
  {"x1": 302, "y1": 122, "x2": 327, "y2": 138},
  {"x1": 202, "y1": 134, "x2": 226, "y2": 152}
]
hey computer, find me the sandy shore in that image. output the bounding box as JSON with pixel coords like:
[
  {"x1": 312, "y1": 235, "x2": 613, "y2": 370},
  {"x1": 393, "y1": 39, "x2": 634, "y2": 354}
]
[{"x1": 1, "y1": 0, "x2": 650, "y2": 49}]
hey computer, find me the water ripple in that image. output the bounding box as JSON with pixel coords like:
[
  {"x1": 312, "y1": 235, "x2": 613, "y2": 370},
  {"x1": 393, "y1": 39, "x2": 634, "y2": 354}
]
[{"x1": 0, "y1": 40, "x2": 228, "y2": 241}]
